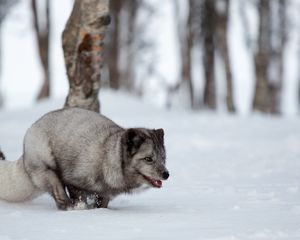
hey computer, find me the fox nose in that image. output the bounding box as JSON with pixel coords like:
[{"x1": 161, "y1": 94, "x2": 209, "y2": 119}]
[{"x1": 162, "y1": 171, "x2": 169, "y2": 180}]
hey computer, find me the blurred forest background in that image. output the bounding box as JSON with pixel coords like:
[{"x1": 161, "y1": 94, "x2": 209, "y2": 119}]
[{"x1": 0, "y1": 0, "x2": 300, "y2": 115}]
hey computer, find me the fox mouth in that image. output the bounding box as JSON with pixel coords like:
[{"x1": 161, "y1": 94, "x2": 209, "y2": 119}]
[{"x1": 140, "y1": 173, "x2": 162, "y2": 188}]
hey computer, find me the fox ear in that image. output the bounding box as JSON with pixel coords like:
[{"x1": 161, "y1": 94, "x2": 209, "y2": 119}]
[
  {"x1": 154, "y1": 128, "x2": 164, "y2": 143},
  {"x1": 125, "y1": 129, "x2": 145, "y2": 155}
]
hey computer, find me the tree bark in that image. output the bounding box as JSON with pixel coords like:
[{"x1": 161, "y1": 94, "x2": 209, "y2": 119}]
[
  {"x1": 32, "y1": 0, "x2": 51, "y2": 100},
  {"x1": 202, "y1": 0, "x2": 216, "y2": 109},
  {"x1": 63, "y1": 0, "x2": 110, "y2": 112}
]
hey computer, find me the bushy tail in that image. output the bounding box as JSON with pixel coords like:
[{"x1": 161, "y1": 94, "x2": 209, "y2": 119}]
[{"x1": 0, "y1": 153, "x2": 40, "y2": 202}]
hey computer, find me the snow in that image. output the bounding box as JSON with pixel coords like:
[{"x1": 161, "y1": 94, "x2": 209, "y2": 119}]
[
  {"x1": 1, "y1": 0, "x2": 300, "y2": 238},
  {"x1": 0, "y1": 90, "x2": 300, "y2": 240}
]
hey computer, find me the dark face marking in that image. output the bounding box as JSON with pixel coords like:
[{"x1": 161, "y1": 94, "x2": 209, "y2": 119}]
[{"x1": 124, "y1": 128, "x2": 146, "y2": 157}]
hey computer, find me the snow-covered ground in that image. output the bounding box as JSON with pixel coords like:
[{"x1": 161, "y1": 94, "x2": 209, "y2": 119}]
[{"x1": 0, "y1": 91, "x2": 299, "y2": 240}]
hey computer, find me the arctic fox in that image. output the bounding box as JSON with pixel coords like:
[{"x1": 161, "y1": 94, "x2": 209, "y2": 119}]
[{"x1": 0, "y1": 108, "x2": 169, "y2": 210}]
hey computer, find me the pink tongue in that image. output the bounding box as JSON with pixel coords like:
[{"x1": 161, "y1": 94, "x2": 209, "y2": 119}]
[{"x1": 154, "y1": 180, "x2": 162, "y2": 188}]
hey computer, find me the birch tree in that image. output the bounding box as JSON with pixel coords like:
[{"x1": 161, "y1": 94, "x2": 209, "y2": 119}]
[{"x1": 63, "y1": 0, "x2": 110, "y2": 112}]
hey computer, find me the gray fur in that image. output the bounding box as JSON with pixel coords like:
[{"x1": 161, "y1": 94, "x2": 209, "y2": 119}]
[{"x1": 0, "y1": 108, "x2": 169, "y2": 210}]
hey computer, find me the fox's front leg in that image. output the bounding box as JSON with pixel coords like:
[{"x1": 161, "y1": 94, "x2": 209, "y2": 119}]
[
  {"x1": 86, "y1": 193, "x2": 109, "y2": 208},
  {"x1": 67, "y1": 186, "x2": 109, "y2": 209},
  {"x1": 94, "y1": 194, "x2": 109, "y2": 208},
  {"x1": 67, "y1": 175, "x2": 109, "y2": 208},
  {"x1": 66, "y1": 185, "x2": 91, "y2": 210},
  {"x1": 67, "y1": 185, "x2": 87, "y2": 203}
]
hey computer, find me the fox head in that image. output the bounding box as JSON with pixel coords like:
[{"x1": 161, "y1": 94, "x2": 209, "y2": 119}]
[{"x1": 122, "y1": 128, "x2": 169, "y2": 188}]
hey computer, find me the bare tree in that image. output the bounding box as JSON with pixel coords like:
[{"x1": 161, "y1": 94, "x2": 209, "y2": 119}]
[
  {"x1": 0, "y1": 0, "x2": 18, "y2": 107},
  {"x1": 31, "y1": 0, "x2": 51, "y2": 100},
  {"x1": 178, "y1": 0, "x2": 196, "y2": 108},
  {"x1": 107, "y1": 0, "x2": 122, "y2": 90},
  {"x1": 174, "y1": 0, "x2": 223, "y2": 110},
  {"x1": 215, "y1": 0, "x2": 235, "y2": 112},
  {"x1": 106, "y1": 0, "x2": 142, "y2": 92},
  {"x1": 268, "y1": 0, "x2": 286, "y2": 113},
  {"x1": 173, "y1": 0, "x2": 197, "y2": 109},
  {"x1": 253, "y1": 0, "x2": 271, "y2": 113},
  {"x1": 120, "y1": 0, "x2": 139, "y2": 91},
  {"x1": 63, "y1": 0, "x2": 110, "y2": 112},
  {"x1": 202, "y1": 0, "x2": 217, "y2": 110},
  {"x1": 253, "y1": 0, "x2": 286, "y2": 114}
]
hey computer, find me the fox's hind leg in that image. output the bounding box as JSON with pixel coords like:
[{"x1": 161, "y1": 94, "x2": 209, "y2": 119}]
[
  {"x1": 25, "y1": 161, "x2": 72, "y2": 210},
  {"x1": 24, "y1": 156, "x2": 72, "y2": 210},
  {"x1": 23, "y1": 157, "x2": 71, "y2": 209},
  {"x1": 30, "y1": 169, "x2": 73, "y2": 210},
  {"x1": 23, "y1": 130, "x2": 73, "y2": 210}
]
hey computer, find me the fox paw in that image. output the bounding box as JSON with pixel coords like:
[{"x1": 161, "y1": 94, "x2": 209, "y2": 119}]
[{"x1": 66, "y1": 201, "x2": 88, "y2": 211}]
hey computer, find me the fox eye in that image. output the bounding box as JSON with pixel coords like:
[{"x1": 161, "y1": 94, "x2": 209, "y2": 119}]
[{"x1": 144, "y1": 157, "x2": 153, "y2": 163}]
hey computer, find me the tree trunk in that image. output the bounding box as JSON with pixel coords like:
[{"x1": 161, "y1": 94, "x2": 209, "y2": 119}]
[
  {"x1": 108, "y1": 0, "x2": 122, "y2": 90},
  {"x1": 122, "y1": 0, "x2": 138, "y2": 92},
  {"x1": 202, "y1": 0, "x2": 216, "y2": 109},
  {"x1": 253, "y1": 0, "x2": 271, "y2": 112},
  {"x1": 215, "y1": 0, "x2": 235, "y2": 112},
  {"x1": 32, "y1": 0, "x2": 51, "y2": 100},
  {"x1": 182, "y1": 0, "x2": 195, "y2": 108},
  {"x1": 63, "y1": 0, "x2": 110, "y2": 113},
  {"x1": 268, "y1": 0, "x2": 286, "y2": 114},
  {"x1": 174, "y1": 0, "x2": 195, "y2": 109},
  {"x1": 253, "y1": 0, "x2": 285, "y2": 114},
  {"x1": 0, "y1": 0, "x2": 18, "y2": 107}
]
